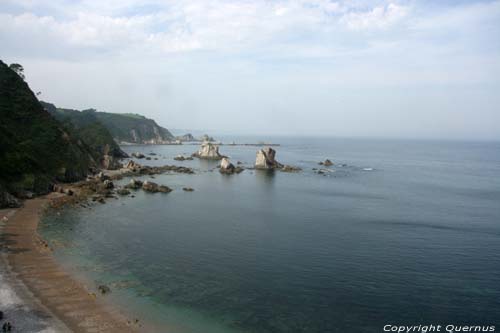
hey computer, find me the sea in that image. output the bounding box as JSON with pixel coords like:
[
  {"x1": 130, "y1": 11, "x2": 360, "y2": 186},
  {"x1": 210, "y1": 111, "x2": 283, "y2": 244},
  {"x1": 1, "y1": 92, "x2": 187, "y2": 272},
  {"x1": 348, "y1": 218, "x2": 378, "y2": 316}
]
[{"x1": 39, "y1": 137, "x2": 500, "y2": 333}]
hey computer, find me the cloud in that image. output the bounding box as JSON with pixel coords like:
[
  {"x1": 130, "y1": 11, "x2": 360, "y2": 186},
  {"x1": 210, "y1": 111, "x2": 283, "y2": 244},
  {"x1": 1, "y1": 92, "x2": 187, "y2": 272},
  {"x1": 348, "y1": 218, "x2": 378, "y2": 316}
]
[
  {"x1": 1, "y1": 0, "x2": 500, "y2": 139},
  {"x1": 340, "y1": 3, "x2": 408, "y2": 30},
  {"x1": 0, "y1": 1, "x2": 414, "y2": 58}
]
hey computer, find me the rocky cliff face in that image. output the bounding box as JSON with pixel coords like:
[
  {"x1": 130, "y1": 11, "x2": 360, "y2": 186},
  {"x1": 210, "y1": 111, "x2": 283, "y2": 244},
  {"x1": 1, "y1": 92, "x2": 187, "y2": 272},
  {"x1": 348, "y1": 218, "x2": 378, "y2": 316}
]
[{"x1": 0, "y1": 60, "x2": 95, "y2": 204}]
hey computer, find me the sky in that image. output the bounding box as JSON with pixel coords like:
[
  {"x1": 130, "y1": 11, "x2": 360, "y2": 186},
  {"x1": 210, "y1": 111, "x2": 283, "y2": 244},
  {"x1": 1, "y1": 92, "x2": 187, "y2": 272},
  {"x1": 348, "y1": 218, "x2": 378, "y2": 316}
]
[{"x1": 1, "y1": 0, "x2": 500, "y2": 139}]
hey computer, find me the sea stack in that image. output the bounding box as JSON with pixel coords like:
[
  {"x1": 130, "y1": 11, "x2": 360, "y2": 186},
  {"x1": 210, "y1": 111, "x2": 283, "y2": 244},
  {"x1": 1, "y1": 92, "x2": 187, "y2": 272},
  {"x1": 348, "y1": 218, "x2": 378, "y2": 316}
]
[
  {"x1": 193, "y1": 142, "x2": 223, "y2": 160},
  {"x1": 219, "y1": 157, "x2": 244, "y2": 174},
  {"x1": 255, "y1": 147, "x2": 283, "y2": 169}
]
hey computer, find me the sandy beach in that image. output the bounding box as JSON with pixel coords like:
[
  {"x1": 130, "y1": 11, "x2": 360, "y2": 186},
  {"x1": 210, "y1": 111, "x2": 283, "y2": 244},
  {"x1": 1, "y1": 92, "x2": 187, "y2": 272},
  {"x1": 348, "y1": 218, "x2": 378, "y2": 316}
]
[{"x1": 0, "y1": 195, "x2": 138, "y2": 333}]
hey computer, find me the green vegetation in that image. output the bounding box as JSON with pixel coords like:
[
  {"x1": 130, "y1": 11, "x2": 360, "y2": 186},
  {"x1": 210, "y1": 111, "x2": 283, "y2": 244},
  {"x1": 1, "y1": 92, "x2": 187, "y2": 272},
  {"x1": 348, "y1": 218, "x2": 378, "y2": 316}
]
[
  {"x1": 43, "y1": 103, "x2": 174, "y2": 144},
  {"x1": 0, "y1": 60, "x2": 94, "y2": 197},
  {"x1": 41, "y1": 102, "x2": 127, "y2": 160},
  {"x1": 93, "y1": 111, "x2": 174, "y2": 143}
]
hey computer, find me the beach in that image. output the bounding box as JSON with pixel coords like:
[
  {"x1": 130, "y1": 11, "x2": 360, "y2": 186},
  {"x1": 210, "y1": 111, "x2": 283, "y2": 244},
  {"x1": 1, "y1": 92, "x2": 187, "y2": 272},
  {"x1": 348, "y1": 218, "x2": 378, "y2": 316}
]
[{"x1": 0, "y1": 196, "x2": 138, "y2": 333}]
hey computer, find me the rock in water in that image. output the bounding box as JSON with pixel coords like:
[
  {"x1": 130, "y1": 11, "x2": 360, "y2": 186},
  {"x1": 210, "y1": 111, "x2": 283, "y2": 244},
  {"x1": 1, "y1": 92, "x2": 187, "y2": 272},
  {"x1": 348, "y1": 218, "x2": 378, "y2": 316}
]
[
  {"x1": 219, "y1": 157, "x2": 235, "y2": 174},
  {"x1": 142, "y1": 181, "x2": 159, "y2": 192},
  {"x1": 281, "y1": 165, "x2": 302, "y2": 172},
  {"x1": 219, "y1": 157, "x2": 244, "y2": 174},
  {"x1": 324, "y1": 159, "x2": 333, "y2": 166},
  {"x1": 174, "y1": 155, "x2": 193, "y2": 161},
  {"x1": 131, "y1": 152, "x2": 145, "y2": 159},
  {"x1": 158, "y1": 185, "x2": 172, "y2": 193},
  {"x1": 116, "y1": 188, "x2": 131, "y2": 196},
  {"x1": 125, "y1": 179, "x2": 143, "y2": 190},
  {"x1": 193, "y1": 142, "x2": 223, "y2": 160},
  {"x1": 255, "y1": 147, "x2": 283, "y2": 169}
]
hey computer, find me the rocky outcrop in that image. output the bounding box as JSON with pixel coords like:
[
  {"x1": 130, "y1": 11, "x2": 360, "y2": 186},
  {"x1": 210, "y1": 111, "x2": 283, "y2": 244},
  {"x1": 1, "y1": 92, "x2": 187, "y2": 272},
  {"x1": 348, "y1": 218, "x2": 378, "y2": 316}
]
[
  {"x1": 319, "y1": 159, "x2": 333, "y2": 166},
  {"x1": 101, "y1": 144, "x2": 123, "y2": 170},
  {"x1": 192, "y1": 142, "x2": 223, "y2": 160},
  {"x1": 142, "y1": 181, "x2": 172, "y2": 193},
  {"x1": 255, "y1": 147, "x2": 283, "y2": 169},
  {"x1": 116, "y1": 188, "x2": 131, "y2": 196},
  {"x1": 103, "y1": 180, "x2": 114, "y2": 189},
  {"x1": 125, "y1": 160, "x2": 141, "y2": 171},
  {"x1": 219, "y1": 158, "x2": 243, "y2": 174},
  {"x1": 125, "y1": 179, "x2": 143, "y2": 190},
  {"x1": 174, "y1": 155, "x2": 193, "y2": 161},
  {"x1": 131, "y1": 152, "x2": 145, "y2": 159},
  {"x1": 0, "y1": 186, "x2": 21, "y2": 208},
  {"x1": 281, "y1": 165, "x2": 302, "y2": 172}
]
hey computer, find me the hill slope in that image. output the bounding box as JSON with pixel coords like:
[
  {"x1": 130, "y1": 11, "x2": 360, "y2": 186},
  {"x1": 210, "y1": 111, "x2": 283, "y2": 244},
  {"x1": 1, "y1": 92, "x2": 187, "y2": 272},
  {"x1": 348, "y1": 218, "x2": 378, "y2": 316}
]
[
  {"x1": 0, "y1": 60, "x2": 95, "y2": 202},
  {"x1": 93, "y1": 112, "x2": 174, "y2": 144},
  {"x1": 41, "y1": 102, "x2": 128, "y2": 162}
]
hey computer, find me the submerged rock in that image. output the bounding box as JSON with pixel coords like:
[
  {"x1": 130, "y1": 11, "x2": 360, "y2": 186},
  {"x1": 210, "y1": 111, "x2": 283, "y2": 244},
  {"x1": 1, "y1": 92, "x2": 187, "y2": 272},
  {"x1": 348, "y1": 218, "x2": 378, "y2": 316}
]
[
  {"x1": 281, "y1": 165, "x2": 302, "y2": 172},
  {"x1": 255, "y1": 147, "x2": 283, "y2": 169},
  {"x1": 182, "y1": 187, "x2": 194, "y2": 192},
  {"x1": 192, "y1": 142, "x2": 223, "y2": 160},
  {"x1": 174, "y1": 155, "x2": 194, "y2": 161}
]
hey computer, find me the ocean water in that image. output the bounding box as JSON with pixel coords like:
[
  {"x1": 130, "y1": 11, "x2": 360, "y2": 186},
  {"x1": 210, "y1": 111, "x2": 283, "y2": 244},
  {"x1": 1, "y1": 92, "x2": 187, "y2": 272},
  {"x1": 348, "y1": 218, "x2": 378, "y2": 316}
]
[{"x1": 40, "y1": 137, "x2": 500, "y2": 332}]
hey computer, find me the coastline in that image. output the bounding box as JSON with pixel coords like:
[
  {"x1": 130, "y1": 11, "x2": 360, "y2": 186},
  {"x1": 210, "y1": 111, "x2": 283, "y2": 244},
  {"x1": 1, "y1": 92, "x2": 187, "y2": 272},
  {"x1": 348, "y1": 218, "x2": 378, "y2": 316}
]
[{"x1": 1, "y1": 195, "x2": 139, "y2": 333}]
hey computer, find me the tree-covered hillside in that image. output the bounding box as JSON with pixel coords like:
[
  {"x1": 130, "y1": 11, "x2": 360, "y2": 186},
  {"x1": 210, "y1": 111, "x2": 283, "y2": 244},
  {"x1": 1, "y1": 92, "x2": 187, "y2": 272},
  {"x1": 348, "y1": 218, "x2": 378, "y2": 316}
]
[
  {"x1": 41, "y1": 102, "x2": 127, "y2": 160},
  {"x1": 0, "y1": 60, "x2": 95, "y2": 200},
  {"x1": 93, "y1": 111, "x2": 174, "y2": 144}
]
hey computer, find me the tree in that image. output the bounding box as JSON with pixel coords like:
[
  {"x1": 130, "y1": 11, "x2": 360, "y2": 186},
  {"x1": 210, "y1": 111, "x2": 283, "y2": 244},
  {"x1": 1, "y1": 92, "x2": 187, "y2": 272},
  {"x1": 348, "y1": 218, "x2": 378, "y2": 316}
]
[{"x1": 9, "y1": 63, "x2": 25, "y2": 80}]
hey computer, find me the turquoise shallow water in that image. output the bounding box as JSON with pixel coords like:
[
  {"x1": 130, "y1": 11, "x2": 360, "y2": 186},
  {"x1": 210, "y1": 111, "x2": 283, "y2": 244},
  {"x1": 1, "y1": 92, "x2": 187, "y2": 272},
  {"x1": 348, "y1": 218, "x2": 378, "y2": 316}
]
[{"x1": 40, "y1": 137, "x2": 500, "y2": 332}]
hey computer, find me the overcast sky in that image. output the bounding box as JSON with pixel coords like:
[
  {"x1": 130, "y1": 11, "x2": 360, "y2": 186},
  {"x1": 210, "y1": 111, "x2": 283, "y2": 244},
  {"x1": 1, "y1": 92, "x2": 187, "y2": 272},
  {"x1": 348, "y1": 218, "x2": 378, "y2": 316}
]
[{"x1": 1, "y1": 0, "x2": 500, "y2": 139}]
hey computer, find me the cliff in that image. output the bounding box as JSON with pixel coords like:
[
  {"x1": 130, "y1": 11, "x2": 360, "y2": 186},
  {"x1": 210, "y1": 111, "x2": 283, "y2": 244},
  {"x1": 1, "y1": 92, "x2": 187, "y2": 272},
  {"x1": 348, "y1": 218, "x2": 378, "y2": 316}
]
[
  {"x1": 92, "y1": 112, "x2": 174, "y2": 144},
  {"x1": 0, "y1": 60, "x2": 95, "y2": 202}
]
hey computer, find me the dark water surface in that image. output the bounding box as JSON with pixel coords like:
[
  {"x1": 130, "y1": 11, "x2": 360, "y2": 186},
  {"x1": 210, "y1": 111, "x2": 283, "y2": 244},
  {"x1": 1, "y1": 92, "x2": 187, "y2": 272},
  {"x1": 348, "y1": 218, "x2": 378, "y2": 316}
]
[{"x1": 40, "y1": 137, "x2": 500, "y2": 332}]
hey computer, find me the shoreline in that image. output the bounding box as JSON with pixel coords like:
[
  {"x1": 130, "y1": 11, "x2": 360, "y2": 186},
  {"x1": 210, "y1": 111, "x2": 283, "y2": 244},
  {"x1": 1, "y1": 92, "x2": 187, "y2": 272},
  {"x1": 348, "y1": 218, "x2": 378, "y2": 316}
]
[{"x1": 1, "y1": 195, "x2": 140, "y2": 333}]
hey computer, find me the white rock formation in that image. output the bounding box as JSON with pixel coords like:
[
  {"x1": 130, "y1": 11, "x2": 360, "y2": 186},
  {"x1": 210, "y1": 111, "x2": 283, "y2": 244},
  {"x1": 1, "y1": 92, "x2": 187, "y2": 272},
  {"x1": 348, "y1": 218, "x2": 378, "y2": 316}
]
[
  {"x1": 193, "y1": 142, "x2": 223, "y2": 160},
  {"x1": 219, "y1": 157, "x2": 235, "y2": 174},
  {"x1": 255, "y1": 147, "x2": 282, "y2": 169}
]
